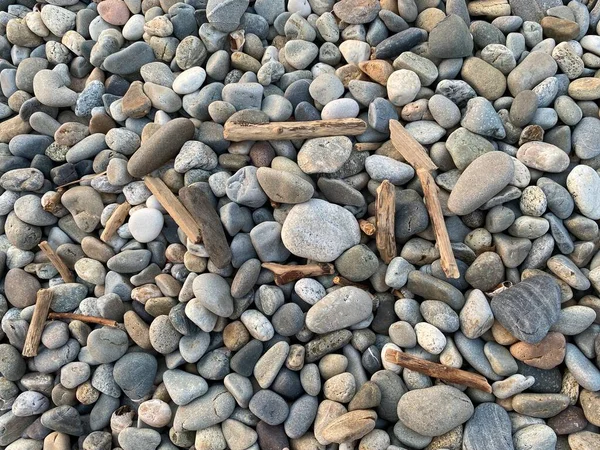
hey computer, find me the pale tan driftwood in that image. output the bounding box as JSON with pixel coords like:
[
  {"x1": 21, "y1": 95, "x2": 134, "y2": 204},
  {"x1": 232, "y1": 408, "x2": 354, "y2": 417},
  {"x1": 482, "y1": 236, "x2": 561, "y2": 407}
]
[
  {"x1": 100, "y1": 201, "x2": 131, "y2": 243},
  {"x1": 358, "y1": 218, "x2": 377, "y2": 236},
  {"x1": 143, "y1": 176, "x2": 203, "y2": 244},
  {"x1": 48, "y1": 313, "x2": 119, "y2": 328},
  {"x1": 354, "y1": 142, "x2": 381, "y2": 152},
  {"x1": 262, "y1": 262, "x2": 335, "y2": 285},
  {"x1": 38, "y1": 241, "x2": 74, "y2": 283},
  {"x1": 22, "y1": 289, "x2": 53, "y2": 357},
  {"x1": 389, "y1": 119, "x2": 459, "y2": 279},
  {"x1": 376, "y1": 180, "x2": 396, "y2": 264},
  {"x1": 223, "y1": 118, "x2": 367, "y2": 141},
  {"x1": 384, "y1": 348, "x2": 493, "y2": 393}
]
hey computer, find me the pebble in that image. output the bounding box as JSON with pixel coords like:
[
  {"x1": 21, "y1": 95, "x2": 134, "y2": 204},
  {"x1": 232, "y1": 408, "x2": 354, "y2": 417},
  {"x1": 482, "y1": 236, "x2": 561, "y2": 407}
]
[
  {"x1": 397, "y1": 385, "x2": 474, "y2": 437},
  {"x1": 491, "y1": 275, "x2": 561, "y2": 344},
  {"x1": 567, "y1": 165, "x2": 600, "y2": 220}
]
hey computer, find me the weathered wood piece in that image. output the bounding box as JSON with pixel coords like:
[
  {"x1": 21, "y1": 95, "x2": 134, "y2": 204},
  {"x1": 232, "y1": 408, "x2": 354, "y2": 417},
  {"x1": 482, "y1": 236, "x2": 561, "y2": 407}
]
[
  {"x1": 376, "y1": 180, "x2": 396, "y2": 264},
  {"x1": 223, "y1": 118, "x2": 367, "y2": 141},
  {"x1": 262, "y1": 262, "x2": 335, "y2": 285},
  {"x1": 39, "y1": 241, "x2": 74, "y2": 283},
  {"x1": 100, "y1": 201, "x2": 131, "y2": 243},
  {"x1": 22, "y1": 289, "x2": 53, "y2": 357}
]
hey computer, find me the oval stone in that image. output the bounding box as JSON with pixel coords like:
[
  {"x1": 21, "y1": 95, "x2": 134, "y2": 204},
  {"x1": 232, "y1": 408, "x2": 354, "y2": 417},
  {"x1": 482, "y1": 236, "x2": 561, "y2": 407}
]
[
  {"x1": 516, "y1": 142, "x2": 570, "y2": 173},
  {"x1": 305, "y1": 286, "x2": 373, "y2": 334},
  {"x1": 567, "y1": 165, "x2": 600, "y2": 220},
  {"x1": 448, "y1": 151, "x2": 515, "y2": 215},
  {"x1": 397, "y1": 385, "x2": 474, "y2": 437}
]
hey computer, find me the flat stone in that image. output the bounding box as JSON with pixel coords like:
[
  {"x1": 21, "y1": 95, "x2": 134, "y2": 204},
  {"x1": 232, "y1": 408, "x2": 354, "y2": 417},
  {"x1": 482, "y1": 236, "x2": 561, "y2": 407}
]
[
  {"x1": 491, "y1": 276, "x2": 561, "y2": 344},
  {"x1": 448, "y1": 151, "x2": 515, "y2": 215},
  {"x1": 463, "y1": 403, "x2": 513, "y2": 450},
  {"x1": 306, "y1": 287, "x2": 373, "y2": 334}
]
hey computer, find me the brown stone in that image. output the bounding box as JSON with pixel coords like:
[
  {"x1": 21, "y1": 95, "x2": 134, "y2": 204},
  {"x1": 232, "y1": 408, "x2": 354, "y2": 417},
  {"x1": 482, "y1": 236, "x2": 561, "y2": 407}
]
[
  {"x1": 358, "y1": 60, "x2": 394, "y2": 86},
  {"x1": 89, "y1": 113, "x2": 116, "y2": 134},
  {"x1": 5, "y1": 268, "x2": 40, "y2": 308},
  {"x1": 321, "y1": 410, "x2": 377, "y2": 443},
  {"x1": 6, "y1": 18, "x2": 43, "y2": 47},
  {"x1": 122, "y1": 80, "x2": 152, "y2": 119},
  {"x1": 510, "y1": 332, "x2": 566, "y2": 369},
  {"x1": 54, "y1": 122, "x2": 90, "y2": 146},
  {"x1": 548, "y1": 406, "x2": 588, "y2": 435},
  {"x1": 348, "y1": 381, "x2": 381, "y2": 411},
  {"x1": 336, "y1": 64, "x2": 368, "y2": 88},
  {"x1": 519, "y1": 125, "x2": 544, "y2": 146},
  {"x1": 580, "y1": 390, "x2": 600, "y2": 426},
  {"x1": 249, "y1": 142, "x2": 276, "y2": 167},
  {"x1": 0, "y1": 115, "x2": 32, "y2": 143},
  {"x1": 568, "y1": 77, "x2": 600, "y2": 100},
  {"x1": 223, "y1": 321, "x2": 250, "y2": 351},
  {"x1": 461, "y1": 57, "x2": 507, "y2": 101},
  {"x1": 124, "y1": 311, "x2": 152, "y2": 350},
  {"x1": 568, "y1": 431, "x2": 600, "y2": 450},
  {"x1": 97, "y1": 0, "x2": 131, "y2": 25},
  {"x1": 541, "y1": 17, "x2": 580, "y2": 42}
]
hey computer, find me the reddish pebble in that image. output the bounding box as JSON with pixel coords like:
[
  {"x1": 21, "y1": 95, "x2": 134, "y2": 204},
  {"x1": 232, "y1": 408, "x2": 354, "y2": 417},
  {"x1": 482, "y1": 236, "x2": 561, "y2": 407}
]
[{"x1": 97, "y1": 0, "x2": 130, "y2": 25}]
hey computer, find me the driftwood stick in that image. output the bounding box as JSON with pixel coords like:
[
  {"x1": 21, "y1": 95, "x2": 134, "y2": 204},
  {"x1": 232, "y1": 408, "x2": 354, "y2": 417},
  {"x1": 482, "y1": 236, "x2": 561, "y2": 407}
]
[
  {"x1": 384, "y1": 348, "x2": 492, "y2": 393},
  {"x1": 358, "y1": 218, "x2": 377, "y2": 236},
  {"x1": 417, "y1": 168, "x2": 460, "y2": 279},
  {"x1": 100, "y1": 201, "x2": 131, "y2": 243},
  {"x1": 376, "y1": 180, "x2": 396, "y2": 264},
  {"x1": 143, "y1": 176, "x2": 203, "y2": 244},
  {"x1": 333, "y1": 276, "x2": 370, "y2": 290},
  {"x1": 38, "y1": 241, "x2": 74, "y2": 283},
  {"x1": 389, "y1": 120, "x2": 459, "y2": 279},
  {"x1": 262, "y1": 262, "x2": 335, "y2": 285},
  {"x1": 22, "y1": 289, "x2": 53, "y2": 357},
  {"x1": 354, "y1": 142, "x2": 381, "y2": 152},
  {"x1": 179, "y1": 185, "x2": 232, "y2": 269},
  {"x1": 223, "y1": 118, "x2": 367, "y2": 141},
  {"x1": 48, "y1": 313, "x2": 119, "y2": 328}
]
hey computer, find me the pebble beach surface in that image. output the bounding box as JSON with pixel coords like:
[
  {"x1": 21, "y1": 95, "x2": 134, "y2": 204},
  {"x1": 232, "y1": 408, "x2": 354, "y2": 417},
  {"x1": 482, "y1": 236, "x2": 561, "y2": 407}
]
[{"x1": 1, "y1": 0, "x2": 600, "y2": 449}]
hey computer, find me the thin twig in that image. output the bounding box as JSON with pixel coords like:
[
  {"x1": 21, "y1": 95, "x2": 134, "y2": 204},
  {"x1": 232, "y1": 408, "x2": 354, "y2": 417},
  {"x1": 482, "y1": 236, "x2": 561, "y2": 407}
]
[
  {"x1": 262, "y1": 262, "x2": 335, "y2": 285},
  {"x1": 57, "y1": 171, "x2": 106, "y2": 189},
  {"x1": 100, "y1": 202, "x2": 131, "y2": 243},
  {"x1": 384, "y1": 348, "x2": 492, "y2": 393},
  {"x1": 39, "y1": 241, "x2": 75, "y2": 283},
  {"x1": 48, "y1": 313, "x2": 119, "y2": 328},
  {"x1": 22, "y1": 289, "x2": 53, "y2": 357}
]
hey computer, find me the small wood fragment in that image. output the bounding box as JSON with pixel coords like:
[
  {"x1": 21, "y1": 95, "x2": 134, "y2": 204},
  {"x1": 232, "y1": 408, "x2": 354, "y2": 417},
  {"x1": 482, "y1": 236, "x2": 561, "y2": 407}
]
[
  {"x1": 57, "y1": 171, "x2": 106, "y2": 189},
  {"x1": 389, "y1": 120, "x2": 459, "y2": 278},
  {"x1": 179, "y1": 184, "x2": 232, "y2": 269},
  {"x1": 359, "y1": 219, "x2": 376, "y2": 236},
  {"x1": 262, "y1": 262, "x2": 335, "y2": 285},
  {"x1": 354, "y1": 142, "x2": 382, "y2": 152},
  {"x1": 384, "y1": 348, "x2": 493, "y2": 393},
  {"x1": 41, "y1": 188, "x2": 64, "y2": 213},
  {"x1": 333, "y1": 276, "x2": 370, "y2": 290},
  {"x1": 48, "y1": 313, "x2": 119, "y2": 328},
  {"x1": 376, "y1": 180, "x2": 396, "y2": 264},
  {"x1": 143, "y1": 176, "x2": 203, "y2": 244},
  {"x1": 223, "y1": 118, "x2": 367, "y2": 141},
  {"x1": 38, "y1": 241, "x2": 74, "y2": 283},
  {"x1": 22, "y1": 289, "x2": 53, "y2": 357},
  {"x1": 100, "y1": 201, "x2": 131, "y2": 243}
]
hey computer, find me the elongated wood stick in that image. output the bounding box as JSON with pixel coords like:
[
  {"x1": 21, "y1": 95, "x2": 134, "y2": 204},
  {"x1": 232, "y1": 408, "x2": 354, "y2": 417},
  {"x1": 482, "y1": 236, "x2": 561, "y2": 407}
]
[
  {"x1": 389, "y1": 120, "x2": 459, "y2": 278},
  {"x1": 333, "y1": 276, "x2": 370, "y2": 290},
  {"x1": 143, "y1": 176, "x2": 203, "y2": 244},
  {"x1": 48, "y1": 313, "x2": 119, "y2": 328},
  {"x1": 179, "y1": 185, "x2": 232, "y2": 269},
  {"x1": 100, "y1": 201, "x2": 131, "y2": 243},
  {"x1": 223, "y1": 118, "x2": 367, "y2": 141},
  {"x1": 384, "y1": 348, "x2": 492, "y2": 393},
  {"x1": 376, "y1": 180, "x2": 396, "y2": 264},
  {"x1": 22, "y1": 289, "x2": 53, "y2": 357},
  {"x1": 417, "y1": 168, "x2": 460, "y2": 279},
  {"x1": 38, "y1": 241, "x2": 74, "y2": 283},
  {"x1": 262, "y1": 262, "x2": 335, "y2": 285},
  {"x1": 354, "y1": 142, "x2": 381, "y2": 152}
]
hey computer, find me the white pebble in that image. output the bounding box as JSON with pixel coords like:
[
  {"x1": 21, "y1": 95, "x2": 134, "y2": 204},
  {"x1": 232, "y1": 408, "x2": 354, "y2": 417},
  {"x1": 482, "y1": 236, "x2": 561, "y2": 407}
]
[{"x1": 128, "y1": 207, "x2": 164, "y2": 243}]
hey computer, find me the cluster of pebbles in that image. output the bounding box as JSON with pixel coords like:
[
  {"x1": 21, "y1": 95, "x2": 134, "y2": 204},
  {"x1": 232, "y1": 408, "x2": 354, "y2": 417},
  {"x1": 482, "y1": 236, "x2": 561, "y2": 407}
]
[{"x1": 3, "y1": 0, "x2": 600, "y2": 448}]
